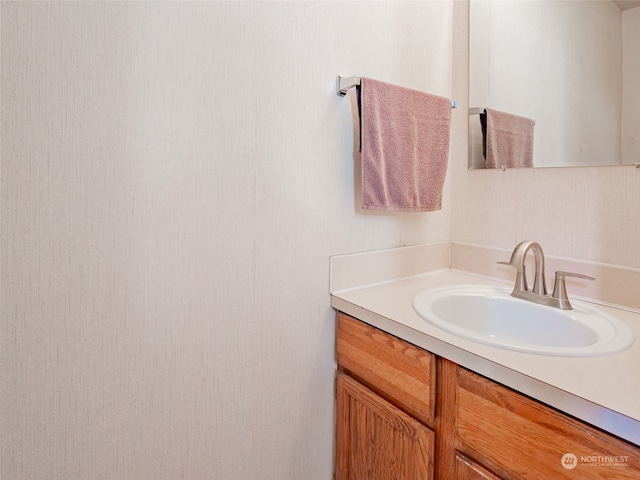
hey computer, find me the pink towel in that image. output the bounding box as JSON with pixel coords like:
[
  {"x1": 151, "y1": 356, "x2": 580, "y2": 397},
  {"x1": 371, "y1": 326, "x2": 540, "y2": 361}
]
[
  {"x1": 483, "y1": 108, "x2": 534, "y2": 169},
  {"x1": 358, "y1": 78, "x2": 451, "y2": 212}
]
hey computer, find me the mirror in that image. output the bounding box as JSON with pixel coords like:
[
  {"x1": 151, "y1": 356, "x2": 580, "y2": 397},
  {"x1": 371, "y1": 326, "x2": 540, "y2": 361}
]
[{"x1": 469, "y1": 0, "x2": 640, "y2": 169}]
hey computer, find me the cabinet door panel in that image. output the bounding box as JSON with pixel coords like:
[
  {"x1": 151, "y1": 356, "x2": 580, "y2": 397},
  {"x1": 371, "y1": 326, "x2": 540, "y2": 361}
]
[
  {"x1": 336, "y1": 312, "x2": 436, "y2": 426},
  {"x1": 456, "y1": 368, "x2": 640, "y2": 480},
  {"x1": 336, "y1": 372, "x2": 434, "y2": 480}
]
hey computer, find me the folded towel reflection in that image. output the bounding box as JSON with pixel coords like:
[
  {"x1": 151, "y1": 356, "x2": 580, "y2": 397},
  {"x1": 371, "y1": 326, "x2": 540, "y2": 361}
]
[
  {"x1": 357, "y1": 78, "x2": 451, "y2": 212},
  {"x1": 481, "y1": 108, "x2": 534, "y2": 169}
]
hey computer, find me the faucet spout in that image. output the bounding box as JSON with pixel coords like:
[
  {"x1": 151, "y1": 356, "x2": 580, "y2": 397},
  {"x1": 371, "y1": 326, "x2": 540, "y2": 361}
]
[{"x1": 498, "y1": 241, "x2": 547, "y2": 296}]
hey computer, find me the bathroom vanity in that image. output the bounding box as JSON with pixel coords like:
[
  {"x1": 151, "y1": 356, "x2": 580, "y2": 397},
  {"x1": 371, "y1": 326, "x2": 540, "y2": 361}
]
[
  {"x1": 331, "y1": 266, "x2": 640, "y2": 480},
  {"x1": 335, "y1": 312, "x2": 640, "y2": 479}
]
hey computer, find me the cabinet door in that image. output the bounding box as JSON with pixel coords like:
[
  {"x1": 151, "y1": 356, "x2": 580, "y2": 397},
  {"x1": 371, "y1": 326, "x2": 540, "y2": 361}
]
[{"x1": 335, "y1": 372, "x2": 435, "y2": 480}]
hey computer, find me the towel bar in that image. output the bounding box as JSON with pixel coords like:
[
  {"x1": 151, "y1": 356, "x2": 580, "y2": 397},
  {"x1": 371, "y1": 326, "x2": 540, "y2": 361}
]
[
  {"x1": 336, "y1": 75, "x2": 457, "y2": 108},
  {"x1": 470, "y1": 106, "x2": 535, "y2": 126}
]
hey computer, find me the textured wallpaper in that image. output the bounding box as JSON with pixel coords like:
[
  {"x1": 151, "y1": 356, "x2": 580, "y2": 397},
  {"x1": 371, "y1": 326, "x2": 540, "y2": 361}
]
[{"x1": 1, "y1": 2, "x2": 453, "y2": 479}]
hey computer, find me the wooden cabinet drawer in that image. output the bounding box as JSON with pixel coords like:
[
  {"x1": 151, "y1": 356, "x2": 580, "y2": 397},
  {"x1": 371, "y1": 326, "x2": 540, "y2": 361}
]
[
  {"x1": 456, "y1": 367, "x2": 640, "y2": 479},
  {"x1": 336, "y1": 312, "x2": 436, "y2": 426}
]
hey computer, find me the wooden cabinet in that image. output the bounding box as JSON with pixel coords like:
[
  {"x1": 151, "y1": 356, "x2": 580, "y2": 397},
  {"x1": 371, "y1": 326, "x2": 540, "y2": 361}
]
[
  {"x1": 335, "y1": 312, "x2": 436, "y2": 479},
  {"x1": 335, "y1": 312, "x2": 640, "y2": 480}
]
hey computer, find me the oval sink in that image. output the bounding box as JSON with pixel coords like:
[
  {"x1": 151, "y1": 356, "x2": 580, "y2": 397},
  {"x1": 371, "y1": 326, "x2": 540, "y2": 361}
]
[{"x1": 413, "y1": 285, "x2": 633, "y2": 356}]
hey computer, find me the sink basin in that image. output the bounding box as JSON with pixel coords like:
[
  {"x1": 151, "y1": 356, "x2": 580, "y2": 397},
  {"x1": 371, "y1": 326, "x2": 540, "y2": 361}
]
[{"x1": 412, "y1": 285, "x2": 633, "y2": 356}]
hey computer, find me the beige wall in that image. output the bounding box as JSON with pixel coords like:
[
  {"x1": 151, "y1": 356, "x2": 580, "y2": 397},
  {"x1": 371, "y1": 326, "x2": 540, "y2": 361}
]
[{"x1": 1, "y1": 2, "x2": 452, "y2": 479}]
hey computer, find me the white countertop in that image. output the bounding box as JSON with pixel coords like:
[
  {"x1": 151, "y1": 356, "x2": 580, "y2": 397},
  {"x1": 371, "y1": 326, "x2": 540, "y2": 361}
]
[{"x1": 331, "y1": 270, "x2": 640, "y2": 446}]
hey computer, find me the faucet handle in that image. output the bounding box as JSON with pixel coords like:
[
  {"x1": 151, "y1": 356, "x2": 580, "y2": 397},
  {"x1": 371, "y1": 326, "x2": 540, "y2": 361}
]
[{"x1": 551, "y1": 271, "x2": 595, "y2": 310}]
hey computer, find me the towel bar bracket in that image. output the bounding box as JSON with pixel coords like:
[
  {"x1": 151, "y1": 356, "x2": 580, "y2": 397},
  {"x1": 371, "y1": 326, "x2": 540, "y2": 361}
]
[{"x1": 336, "y1": 76, "x2": 361, "y2": 96}]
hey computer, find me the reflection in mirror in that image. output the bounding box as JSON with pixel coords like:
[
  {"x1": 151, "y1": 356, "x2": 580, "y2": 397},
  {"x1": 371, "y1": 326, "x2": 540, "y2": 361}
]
[{"x1": 469, "y1": 0, "x2": 640, "y2": 169}]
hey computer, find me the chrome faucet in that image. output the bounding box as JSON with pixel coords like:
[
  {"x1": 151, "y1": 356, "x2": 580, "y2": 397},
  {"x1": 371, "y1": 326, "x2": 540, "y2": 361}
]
[{"x1": 498, "y1": 241, "x2": 594, "y2": 310}]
